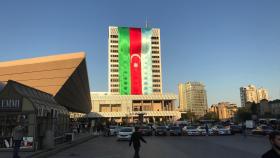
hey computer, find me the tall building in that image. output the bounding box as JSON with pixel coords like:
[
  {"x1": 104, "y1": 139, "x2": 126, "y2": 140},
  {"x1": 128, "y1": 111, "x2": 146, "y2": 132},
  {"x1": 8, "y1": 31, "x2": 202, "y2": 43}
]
[
  {"x1": 178, "y1": 83, "x2": 187, "y2": 111},
  {"x1": 178, "y1": 82, "x2": 208, "y2": 117},
  {"x1": 240, "y1": 85, "x2": 269, "y2": 107},
  {"x1": 108, "y1": 26, "x2": 162, "y2": 95},
  {"x1": 209, "y1": 102, "x2": 238, "y2": 120},
  {"x1": 89, "y1": 26, "x2": 179, "y2": 123}
]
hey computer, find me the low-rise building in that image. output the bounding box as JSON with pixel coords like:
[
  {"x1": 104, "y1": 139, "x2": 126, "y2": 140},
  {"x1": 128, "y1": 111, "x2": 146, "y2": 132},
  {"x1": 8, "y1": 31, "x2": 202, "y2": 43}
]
[
  {"x1": 87, "y1": 92, "x2": 180, "y2": 123},
  {"x1": 209, "y1": 102, "x2": 238, "y2": 120}
]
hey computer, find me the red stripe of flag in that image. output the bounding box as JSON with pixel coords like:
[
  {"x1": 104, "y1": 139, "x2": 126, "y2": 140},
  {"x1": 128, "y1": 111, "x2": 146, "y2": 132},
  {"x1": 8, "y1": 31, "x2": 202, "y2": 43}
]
[{"x1": 130, "y1": 28, "x2": 142, "y2": 95}]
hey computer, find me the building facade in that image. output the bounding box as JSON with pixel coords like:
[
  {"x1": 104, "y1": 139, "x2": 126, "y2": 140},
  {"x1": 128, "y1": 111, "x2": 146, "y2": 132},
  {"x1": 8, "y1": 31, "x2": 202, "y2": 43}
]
[
  {"x1": 0, "y1": 52, "x2": 92, "y2": 113},
  {"x1": 89, "y1": 92, "x2": 180, "y2": 123},
  {"x1": 178, "y1": 83, "x2": 187, "y2": 111},
  {"x1": 209, "y1": 102, "x2": 238, "y2": 120},
  {"x1": 240, "y1": 85, "x2": 269, "y2": 107},
  {"x1": 178, "y1": 82, "x2": 208, "y2": 117},
  {"x1": 89, "y1": 26, "x2": 179, "y2": 122}
]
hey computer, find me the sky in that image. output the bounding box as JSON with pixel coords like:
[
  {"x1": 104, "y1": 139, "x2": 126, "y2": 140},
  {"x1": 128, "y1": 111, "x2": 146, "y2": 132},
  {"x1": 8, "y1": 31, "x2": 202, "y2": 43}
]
[{"x1": 0, "y1": 0, "x2": 280, "y2": 107}]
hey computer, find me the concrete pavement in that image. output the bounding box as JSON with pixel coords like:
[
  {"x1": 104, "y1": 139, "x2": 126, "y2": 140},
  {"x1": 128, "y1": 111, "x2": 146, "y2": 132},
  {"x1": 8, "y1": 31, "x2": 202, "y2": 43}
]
[{"x1": 49, "y1": 134, "x2": 271, "y2": 158}]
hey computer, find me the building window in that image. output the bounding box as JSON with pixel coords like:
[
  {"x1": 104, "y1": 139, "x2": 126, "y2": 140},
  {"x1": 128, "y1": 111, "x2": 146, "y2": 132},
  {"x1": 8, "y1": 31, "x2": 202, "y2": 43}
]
[
  {"x1": 153, "y1": 79, "x2": 160, "y2": 82},
  {"x1": 111, "y1": 69, "x2": 118, "y2": 72},
  {"x1": 110, "y1": 45, "x2": 118, "y2": 48},
  {"x1": 110, "y1": 50, "x2": 118, "y2": 53},
  {"x1": 152, "y1": 70, "x2": 160, "y2": 73},
  {"x1": 111, "y1": 64, "x2": 118, "y2": 68},
  {"x1": 110, "y1": 35, "x2": 118, "y2": 38},
  {"x1": 153, "y1": 84, "x2": 161, "y2": 87},
  {"x1": 110, "y1": 55, "x2": 118, "y2": 58},
  {"x1": 153, "y1": 89, "x2": 161, "y2": 92},
  {"x1": 110, "y1": 40, "x2": 118, "y2": 43},
  {"x1": 110, "y1": 59, "x2": 118, "y2": 62},
  {"x1": 111, "y1": 74, "x2": 118, "y2": 77},
  {"x1": 152, "y1": 60, "x2": 159, "y2": 63},
  {"x1": 151, "y1": 37, "x2": 159, "y2": 40},
  {"x1": 152, "y1": 51, "x2": 159, "y2": 54},
  {"x1": 153, "y1": 74, "x2": 160, "y2": 77},
  {"x1": 152, "y1": 56, "x2": 160, "y2": 59},
  {"x1": 152, "y1": 41, "x2": 159, "y2": 44},
  {"x1": 111, "y1": 79, "x2": 119, "y2": 82}
]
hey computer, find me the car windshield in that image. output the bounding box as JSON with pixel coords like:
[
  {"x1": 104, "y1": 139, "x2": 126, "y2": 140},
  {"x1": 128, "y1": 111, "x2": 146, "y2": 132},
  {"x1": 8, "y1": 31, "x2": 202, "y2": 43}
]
[
  {"x1": 217, "y1": 126, "x2": 224, "y2": 129},
  {"x1": 263, "y1": 126, "x2": 273, "y2": 130},
  {"x1": 187, "y1": 126, "x2": 196, "y2": 129},
  {"x1": 141, "y1": 126, "x2": 150, "y2": 129},
  {"x1": 199, "y1": 127, "x2": 205, "y2": 129},
  {"x1": 157, "y1": 126, "x2": 166, "y2": 129},
  {"x1": 171, "y1": 127, "x2": 180, "y2": 130},
  {"x1": 120, "y1": 128, "x2": 132, "y2": 132},
  {"x1": 109, "y1": 126, "x2": 116, "y2": 129}
]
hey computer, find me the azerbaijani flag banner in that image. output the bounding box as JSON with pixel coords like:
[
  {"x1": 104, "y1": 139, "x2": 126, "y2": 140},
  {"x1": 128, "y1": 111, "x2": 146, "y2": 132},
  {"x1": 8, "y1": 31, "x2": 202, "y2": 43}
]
[{"x1": 118, "y1": 27, "x2": 153, "y2": 95}]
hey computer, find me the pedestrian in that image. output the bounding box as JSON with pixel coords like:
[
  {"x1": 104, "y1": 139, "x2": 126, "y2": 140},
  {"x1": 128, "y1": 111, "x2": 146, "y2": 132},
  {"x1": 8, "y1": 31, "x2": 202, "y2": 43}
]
[
  {"x1": 262, "y1": 131, "x2": 280, "y2": 158},
  {"x1": 242, "y1": 123, "x2": 247, "y2": 138},
  {"x1": 205, "y1": 124, "x2": 209, "y2": 136},
  {"x1": 129, "y1": 126, "x2": 147, "y2": 158},
  {"x1": 12, "y1": 117, "x2": 25, "y2": 158}
]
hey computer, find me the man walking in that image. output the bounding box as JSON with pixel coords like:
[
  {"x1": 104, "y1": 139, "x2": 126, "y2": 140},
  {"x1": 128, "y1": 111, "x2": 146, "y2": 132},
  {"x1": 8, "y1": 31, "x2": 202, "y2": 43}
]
[
  {"x1": 129, "y1": 126, "x2": 147, "y2": 158},
  {"x1": 12, "y1": 117, "x2": 25, "y2": 158},
  {"x1": 262, "y1": 131, "x2": 280, "y2": 158},
  {"x1": 205, "y1": 124, "x2": 209, "y2": 136}
]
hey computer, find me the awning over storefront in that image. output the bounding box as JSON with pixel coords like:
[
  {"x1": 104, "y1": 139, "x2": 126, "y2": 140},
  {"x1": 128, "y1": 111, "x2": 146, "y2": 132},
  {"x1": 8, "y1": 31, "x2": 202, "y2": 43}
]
[{"x1": 84, "y1": 111, "x2": 181, "y2": 118}]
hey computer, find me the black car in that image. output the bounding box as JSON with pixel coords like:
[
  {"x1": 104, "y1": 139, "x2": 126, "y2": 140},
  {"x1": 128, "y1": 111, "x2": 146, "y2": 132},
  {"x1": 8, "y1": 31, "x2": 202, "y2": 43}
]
[
  {"x1": 139, "y1": 126, "x2": 153, "y2": 136},
  {"x1": 169, "y1": 126, "x2": 182, "y2": 136},
  {"x1": 155, "y1": 126, "x2": 168, "y2": 136},
  {"x1": 229, "y1": 125, "x2": 242, "y2": 134}
]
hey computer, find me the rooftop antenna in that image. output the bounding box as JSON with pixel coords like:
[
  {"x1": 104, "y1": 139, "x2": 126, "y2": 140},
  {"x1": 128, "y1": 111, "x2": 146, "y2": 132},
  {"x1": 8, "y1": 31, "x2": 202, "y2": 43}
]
[{"x1": 145, "y1": 17, "x2": 148, "y2": 28}]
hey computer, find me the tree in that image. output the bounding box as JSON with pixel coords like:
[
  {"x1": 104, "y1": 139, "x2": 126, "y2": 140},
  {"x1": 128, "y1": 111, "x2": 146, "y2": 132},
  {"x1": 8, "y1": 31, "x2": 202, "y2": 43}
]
[
  {"x1": 181, "y1": 111, "x2": 196, "y2": 121},
  {"x1": 236, "y1": 107, "x2": 251, "y2": 122},
  {"x1": 250, "y1": 102, "x2": 258, "y2": 115},
  {"x1": 203, "y1": 112, "x2": 219, "y2": 121}
]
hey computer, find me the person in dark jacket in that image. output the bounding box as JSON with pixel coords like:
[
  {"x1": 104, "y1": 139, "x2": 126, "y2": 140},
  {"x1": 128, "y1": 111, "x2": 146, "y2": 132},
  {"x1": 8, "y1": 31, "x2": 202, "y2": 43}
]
[
  {"x1": 129, "y1": 126, "x2": 147, "y2": 158},
  {"x1": 12, "y1": 117, "x2": 25, "y2": 158},
  {"x1": 262, "y1": 131, "x2": 280, "y2": 158}
]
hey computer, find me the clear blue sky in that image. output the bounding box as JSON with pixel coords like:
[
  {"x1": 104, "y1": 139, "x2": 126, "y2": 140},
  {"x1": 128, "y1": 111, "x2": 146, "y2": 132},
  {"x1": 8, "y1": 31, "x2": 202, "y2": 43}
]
[{"x1": 0, "y1": 0, "x2": 280, "y2": 106}]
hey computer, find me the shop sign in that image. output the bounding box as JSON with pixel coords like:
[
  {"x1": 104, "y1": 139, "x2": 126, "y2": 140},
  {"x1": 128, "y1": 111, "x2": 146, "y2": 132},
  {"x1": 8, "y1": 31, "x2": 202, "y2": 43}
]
[{"x1": 0, "y1": 98, "x2": 22, "y2": 111}]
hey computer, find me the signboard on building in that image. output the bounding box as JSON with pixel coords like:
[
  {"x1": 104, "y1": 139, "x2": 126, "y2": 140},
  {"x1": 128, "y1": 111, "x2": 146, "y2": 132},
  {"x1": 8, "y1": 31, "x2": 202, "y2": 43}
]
[{"x1": 0, "y1": 98, "x2": 22, "y2": 112}]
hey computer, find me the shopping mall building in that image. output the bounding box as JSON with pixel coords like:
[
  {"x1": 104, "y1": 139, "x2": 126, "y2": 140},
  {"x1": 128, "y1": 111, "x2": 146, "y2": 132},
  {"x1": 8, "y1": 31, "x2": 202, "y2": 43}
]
[
  {"x1": 87, "y1": 26, "x2": 180, "y2": 123},
  {"x1": 0, "y1": 52, "x2": 91, "y2": 150}
]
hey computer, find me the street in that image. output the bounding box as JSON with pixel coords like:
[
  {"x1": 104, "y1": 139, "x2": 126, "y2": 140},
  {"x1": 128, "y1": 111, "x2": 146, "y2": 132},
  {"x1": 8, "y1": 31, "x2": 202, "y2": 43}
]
[{"x1": 50, "y1": 134, "x2": 271, "y2": 158}]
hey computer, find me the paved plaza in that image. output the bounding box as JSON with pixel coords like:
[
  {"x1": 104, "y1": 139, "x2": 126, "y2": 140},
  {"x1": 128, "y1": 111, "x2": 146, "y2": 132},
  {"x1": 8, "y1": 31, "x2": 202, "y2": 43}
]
[{"x1": 48, "y1": 134, "x2": 270, "y2": 158}]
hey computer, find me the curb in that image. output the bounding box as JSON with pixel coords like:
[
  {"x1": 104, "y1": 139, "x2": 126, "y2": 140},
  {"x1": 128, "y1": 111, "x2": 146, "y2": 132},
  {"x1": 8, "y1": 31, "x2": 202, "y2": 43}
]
[{"x1": 25, "y1": 135, "x2": 97, "y2": 158}]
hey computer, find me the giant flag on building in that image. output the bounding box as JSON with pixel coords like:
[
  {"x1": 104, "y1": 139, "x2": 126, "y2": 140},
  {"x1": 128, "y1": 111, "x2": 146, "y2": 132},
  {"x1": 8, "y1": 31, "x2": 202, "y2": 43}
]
[{"x1": 118, "y1": 27, "x2": 153, "y2": 95}]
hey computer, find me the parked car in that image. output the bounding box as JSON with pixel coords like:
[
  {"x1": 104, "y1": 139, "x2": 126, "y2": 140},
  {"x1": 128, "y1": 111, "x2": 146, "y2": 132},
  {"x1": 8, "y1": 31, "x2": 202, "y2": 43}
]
[
  {"x1": 229, "y1": 125, "x2": 242, "y2": 134},
  {"x1": 169, "y1": 126, "x2": 182, "y2": 136},
  {"x1": 251, "y1": 125, "x2": 274, "y2": 135},
  {"x1": 211, "y1": 125, "x2": 231, "y2": 135},
  {"x1": 117, "y1": 127, "x2": 134, "y2": 141},
  {"x1": 109, "y1": 126, "x2": 121, "y2": 136},
  {"x1": 182, "y1": 126, "x2": 199, "y2": 136},
  {"x1": 155, "y1": 126, "x2": 168, "y2": 136},
  {"x1": 196, "y1": 126, "x2": 213, "y2": 136},
  {"x1": 139, "y1": 126, "x2": 153, "y2": 136}
]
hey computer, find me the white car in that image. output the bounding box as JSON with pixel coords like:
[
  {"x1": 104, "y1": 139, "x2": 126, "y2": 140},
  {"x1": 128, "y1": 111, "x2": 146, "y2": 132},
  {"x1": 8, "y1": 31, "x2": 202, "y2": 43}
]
[
  {"x1": 211, "y1": 125, "x2": 231, "y2": 135},
  {"x1": 182, "y1": 126, "x2": 199, "y2": 136},
  {"x1": 117, "y1": 127, "x2": 134, "y2": 141},
  {"x1": 196, "y1": 126, "x2": 213, "y2": 136}
]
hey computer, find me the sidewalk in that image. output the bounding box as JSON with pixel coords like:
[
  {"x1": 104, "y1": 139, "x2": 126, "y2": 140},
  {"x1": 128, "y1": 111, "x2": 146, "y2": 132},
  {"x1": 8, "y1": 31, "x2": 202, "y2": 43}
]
[{"x1": 0, "y1": 132, "x2": 97, "y2": 158}]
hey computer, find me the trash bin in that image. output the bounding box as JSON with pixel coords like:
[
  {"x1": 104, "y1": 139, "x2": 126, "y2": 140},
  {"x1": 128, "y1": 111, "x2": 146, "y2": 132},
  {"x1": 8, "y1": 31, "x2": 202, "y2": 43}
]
[{"x1": 65, "y1": 133, "x2": 74, "y2": 142}]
